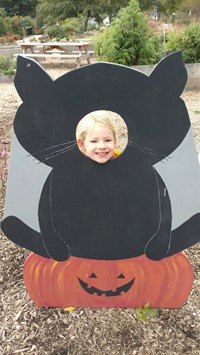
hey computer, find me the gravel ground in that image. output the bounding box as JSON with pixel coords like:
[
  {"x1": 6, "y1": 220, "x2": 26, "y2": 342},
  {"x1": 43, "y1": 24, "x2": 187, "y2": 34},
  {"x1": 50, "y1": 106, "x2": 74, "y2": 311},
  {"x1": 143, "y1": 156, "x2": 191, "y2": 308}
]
[{"x1": 0, "y1": 60, "x2": 200, "y2": 355}]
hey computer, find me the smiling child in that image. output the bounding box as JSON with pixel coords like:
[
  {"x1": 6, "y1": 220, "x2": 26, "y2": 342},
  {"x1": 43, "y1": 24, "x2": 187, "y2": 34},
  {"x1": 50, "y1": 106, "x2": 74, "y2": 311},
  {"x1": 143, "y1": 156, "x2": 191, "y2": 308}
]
[{"x1": 76, "y1": 110, "x2": 119, "y2": 163}]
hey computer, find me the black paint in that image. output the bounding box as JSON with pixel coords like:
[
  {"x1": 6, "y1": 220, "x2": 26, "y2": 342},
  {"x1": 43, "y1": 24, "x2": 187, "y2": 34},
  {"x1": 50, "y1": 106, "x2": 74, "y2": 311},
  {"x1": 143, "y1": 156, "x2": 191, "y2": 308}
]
[{"x1": 1, "y1": 52, "x2": 200, "y2": 261}]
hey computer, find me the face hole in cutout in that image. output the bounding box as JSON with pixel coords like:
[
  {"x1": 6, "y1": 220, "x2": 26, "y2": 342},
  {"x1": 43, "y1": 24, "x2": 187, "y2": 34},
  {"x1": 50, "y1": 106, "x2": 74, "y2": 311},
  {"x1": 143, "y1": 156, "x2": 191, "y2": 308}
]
[{"x1": 76, "y1": 110, "x2": 128, "y2": 164}]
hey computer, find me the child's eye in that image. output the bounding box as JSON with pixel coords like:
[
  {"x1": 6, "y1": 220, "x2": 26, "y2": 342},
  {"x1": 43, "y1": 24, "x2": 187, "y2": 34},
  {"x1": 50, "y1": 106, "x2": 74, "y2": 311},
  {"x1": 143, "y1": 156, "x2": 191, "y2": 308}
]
[
  {"x1": 90, "y1": 140, "x2": 97, "y2": 143},
  {"x1": 105, "y1": 139, "x2": 112, "y2": 142}
]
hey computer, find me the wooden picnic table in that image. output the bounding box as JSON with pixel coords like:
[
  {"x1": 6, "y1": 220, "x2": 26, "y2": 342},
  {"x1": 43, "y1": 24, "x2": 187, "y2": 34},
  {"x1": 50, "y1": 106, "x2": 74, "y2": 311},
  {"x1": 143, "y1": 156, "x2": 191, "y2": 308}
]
[{"x1": 16, "y1": 41, "x2": 94, "y2": 68}]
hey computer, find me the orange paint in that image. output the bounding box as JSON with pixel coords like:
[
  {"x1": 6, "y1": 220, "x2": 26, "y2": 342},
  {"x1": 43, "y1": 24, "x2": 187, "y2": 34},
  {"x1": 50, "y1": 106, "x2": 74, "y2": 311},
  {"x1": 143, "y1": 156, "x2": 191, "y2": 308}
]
[{"x1": 23, "y1": 252, "x2": 194, "y2": 308}]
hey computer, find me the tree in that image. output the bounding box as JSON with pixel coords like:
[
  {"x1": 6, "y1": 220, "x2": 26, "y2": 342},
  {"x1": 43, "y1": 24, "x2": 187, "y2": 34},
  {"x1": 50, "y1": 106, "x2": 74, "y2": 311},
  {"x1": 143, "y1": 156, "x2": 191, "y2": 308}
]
[
  {"x1": 100, "y1": 0, "x2": 129, "y2": 22},
  {"x1": 156, "y1": 0, "x2": 184, "y2": 15},
  {"x1": 36, "y1": 0, "x2": 76, "y2": 26},
  {"x1": 138, "y1": 0, "x2": 153, "y2": 11},
  {"x1": 95, "y1": 0, "x2": 164, "y2": 65},
  {"x1": 36, "y1": 0, "x2": 129, "y2": 28},
  {"x1": 180, "y1": 0, "x2": 200, "y2": 17},
  {"x1": 74, "y1": 0, "x2": 103, "y2": 31},
  {"x1": 0, "y1": 7, "x2": 6, "y2": 35},
  {"x1": 0, "y1": 0, "x2": 38, "y2": 17},
  {"x1": 36, "y1": 0, "x2": 103, "y2": 28}
]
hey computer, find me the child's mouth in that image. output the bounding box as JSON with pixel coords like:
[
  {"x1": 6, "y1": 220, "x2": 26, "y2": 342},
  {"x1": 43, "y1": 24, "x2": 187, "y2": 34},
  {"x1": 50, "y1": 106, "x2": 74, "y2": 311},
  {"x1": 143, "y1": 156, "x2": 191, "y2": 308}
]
[{"x1": 96, "y1": 152, "x2": 108, "y2": 157}]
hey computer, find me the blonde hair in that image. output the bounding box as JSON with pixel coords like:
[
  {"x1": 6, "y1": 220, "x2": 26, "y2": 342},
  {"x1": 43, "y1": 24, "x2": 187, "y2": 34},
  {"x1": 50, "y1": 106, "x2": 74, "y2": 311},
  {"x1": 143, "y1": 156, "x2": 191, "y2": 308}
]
[{"x1": 76, "y1": 110, "x2": 118, "y2": 144}]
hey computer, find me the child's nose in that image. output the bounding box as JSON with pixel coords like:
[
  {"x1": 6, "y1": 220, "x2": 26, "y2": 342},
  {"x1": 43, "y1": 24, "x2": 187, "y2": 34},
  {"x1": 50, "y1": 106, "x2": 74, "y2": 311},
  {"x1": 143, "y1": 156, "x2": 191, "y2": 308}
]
[{"x1": 98, "y1": 140, "x2": 106, "y2": 148}]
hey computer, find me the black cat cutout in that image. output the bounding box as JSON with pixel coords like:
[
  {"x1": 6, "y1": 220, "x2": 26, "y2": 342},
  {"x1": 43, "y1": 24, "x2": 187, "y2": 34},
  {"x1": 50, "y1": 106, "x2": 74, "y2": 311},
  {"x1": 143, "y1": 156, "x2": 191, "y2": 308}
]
[{"x1": 1, "y1": 52, "x2": 200, "y2": 262}]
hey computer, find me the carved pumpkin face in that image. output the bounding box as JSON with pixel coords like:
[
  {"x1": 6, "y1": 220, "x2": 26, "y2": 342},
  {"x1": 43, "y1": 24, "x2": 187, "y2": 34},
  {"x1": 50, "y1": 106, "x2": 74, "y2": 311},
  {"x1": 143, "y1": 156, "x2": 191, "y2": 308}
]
[{"x1": 23, "y1": 253, "x2": 193, "y2": 308}]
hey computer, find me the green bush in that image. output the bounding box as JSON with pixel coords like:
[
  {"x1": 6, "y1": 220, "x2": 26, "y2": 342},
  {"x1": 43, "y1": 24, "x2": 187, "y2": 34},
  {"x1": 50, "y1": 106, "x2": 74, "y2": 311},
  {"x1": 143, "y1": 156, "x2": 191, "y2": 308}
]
[
  {"x1": 62, "y1": 17, "x2": 84, "y2": 35},
  {"x1": 145, "y1": 35, "x2": 165, "y2": 64},
  {"x1": 0, "y1": 15, "x2": 36, "y2": 38},
  {"x1": 0, "y1": 16, "x2": 6, "y2": 36},
  {"x1": 44, "y1": 25, "x2": 67, "y2": 40},
  {"x1": 166, "y1": 23, "x2": 200, "y2": 63},
  {"x1": 4, "y1": 16, "x2": 24, "y2": 37},
  {"x1": 94, "y1": 0, "x2": 164, "y2": 66},
  {"x1": 0, "y1": 8, "x2": 6, "y2": 18},
  {"x1": 0, "y1": 56, "x2": 16, "y2": 75}
]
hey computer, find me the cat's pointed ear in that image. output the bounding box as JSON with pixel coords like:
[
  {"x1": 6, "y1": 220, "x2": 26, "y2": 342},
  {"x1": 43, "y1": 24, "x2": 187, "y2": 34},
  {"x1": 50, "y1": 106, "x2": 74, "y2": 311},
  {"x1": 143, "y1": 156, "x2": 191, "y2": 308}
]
[
  {"x1": 149, "y1": 51, "x2": 187, "y2": 96},
  {"x1": 14, "y1": 55, "x2": 53, "y2": 101}
]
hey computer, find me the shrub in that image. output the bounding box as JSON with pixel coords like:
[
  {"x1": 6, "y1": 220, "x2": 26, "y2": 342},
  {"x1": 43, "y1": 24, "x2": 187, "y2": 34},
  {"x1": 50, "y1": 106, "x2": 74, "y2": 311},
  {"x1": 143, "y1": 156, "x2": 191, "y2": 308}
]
[
  {"x1": 0, "y1": 16, "x2": 6, "y2": 36},
  {"x1": 62, "y1": 17, "x2": 84, "y2": 35},
  {"x1": 166, "y1": 23, "x2": 200, "y2": 63},
  {"x1": 0, "y1": 8, "x2": 6, "y2": 18},
  {"x1": 0, "y1": 56, "x2": 16, "y2": 75},
  {"x1": 4, "y1": 16, "x2": 24, "y2": 37},
  {"x1": 0, "y1": 15, "x2": 36, "y2": 39},
  {"x1": 145, "y1": 35, "x2": 165, "y2": 64},
  {"x1": 0, "y1": 33, "x2": 21, "y2": 44},
  {"x1": 94, "y1": 0, "x2": 164, "y2": 66},
  {"x1": 44, "y1": 25, "x2": 67, "y2": 41}
]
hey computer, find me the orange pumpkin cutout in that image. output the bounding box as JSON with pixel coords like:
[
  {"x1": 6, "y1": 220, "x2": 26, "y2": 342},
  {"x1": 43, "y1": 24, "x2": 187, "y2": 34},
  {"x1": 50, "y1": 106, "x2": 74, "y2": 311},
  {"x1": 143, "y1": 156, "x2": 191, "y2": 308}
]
[{"x1": 23, "y1": 252, "x2": 193, "y2": 308}]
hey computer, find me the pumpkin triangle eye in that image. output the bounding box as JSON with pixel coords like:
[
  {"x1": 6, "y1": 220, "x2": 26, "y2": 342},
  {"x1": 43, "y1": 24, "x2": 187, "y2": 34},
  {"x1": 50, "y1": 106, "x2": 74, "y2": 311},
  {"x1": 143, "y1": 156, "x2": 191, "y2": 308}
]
[
  {"x1": 89, "y1": 273, "x2": 97, "y2": 278},
  {"x1": 117, "y1": 273, "x2": 125, "y2": 278}
]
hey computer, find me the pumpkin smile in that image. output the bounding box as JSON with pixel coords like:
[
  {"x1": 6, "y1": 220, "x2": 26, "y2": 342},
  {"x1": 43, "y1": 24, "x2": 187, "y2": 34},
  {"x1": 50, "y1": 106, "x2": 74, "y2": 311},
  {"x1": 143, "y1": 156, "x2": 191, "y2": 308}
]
[{"x1": 77, "y1": 277, "x2": 135, "y2": 297}]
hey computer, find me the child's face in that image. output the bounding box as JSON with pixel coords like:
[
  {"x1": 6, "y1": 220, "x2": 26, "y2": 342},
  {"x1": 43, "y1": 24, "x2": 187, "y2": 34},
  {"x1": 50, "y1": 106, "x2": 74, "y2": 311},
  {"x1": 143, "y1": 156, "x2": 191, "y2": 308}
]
[{"x1": 79, "y1": 124, "x2": 116, "y2": 164}]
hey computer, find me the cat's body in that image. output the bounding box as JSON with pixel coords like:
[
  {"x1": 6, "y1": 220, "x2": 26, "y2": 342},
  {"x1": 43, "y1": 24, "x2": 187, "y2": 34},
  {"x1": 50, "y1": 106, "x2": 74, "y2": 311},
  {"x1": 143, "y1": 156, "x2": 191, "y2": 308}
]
[
  {"x1": 38, "y1": 147, "x2": 170, "y2": 260},
  {"x1": 1, "y1": 52, "x2": 200, "y2": 261}
]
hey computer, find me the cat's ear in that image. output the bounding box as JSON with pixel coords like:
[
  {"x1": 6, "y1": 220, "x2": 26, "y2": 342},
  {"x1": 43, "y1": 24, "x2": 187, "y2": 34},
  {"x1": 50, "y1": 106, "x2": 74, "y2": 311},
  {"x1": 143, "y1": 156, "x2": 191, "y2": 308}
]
[
  {"x1": 149, "y1": 51, "x2": 187, "y2": 96},
  {"x1": 13, "y1": 56, "x2": 56, "y2": 166},
  {"x1": 14, "y1": 55, "x2": 53, "y2": 102}
]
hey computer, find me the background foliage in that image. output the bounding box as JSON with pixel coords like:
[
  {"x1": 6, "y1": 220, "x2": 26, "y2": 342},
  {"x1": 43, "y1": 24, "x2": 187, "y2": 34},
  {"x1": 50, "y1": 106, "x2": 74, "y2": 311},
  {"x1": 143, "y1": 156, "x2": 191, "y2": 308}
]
[
  {"x1": 166, "y1": 23, "x2": 200, "y2": 63},
  {"x1": 95, "y1": 0, "x2": 164, "y2": 65},
  {"x1": 0, "y1": 0, "x2": 38, "y2": 17},
  {"x1": 0, "y1": 0, "x2": 199, "y2": 64},
  {"x1": 0, "y1": 55, "x2": 16, "y2": 74}
]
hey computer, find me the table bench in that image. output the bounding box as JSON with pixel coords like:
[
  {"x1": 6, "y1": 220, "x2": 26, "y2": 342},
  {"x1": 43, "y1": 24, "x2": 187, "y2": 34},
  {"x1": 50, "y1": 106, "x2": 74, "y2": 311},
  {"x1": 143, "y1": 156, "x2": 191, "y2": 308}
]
[
  {"x1": 14, "y1": 52, "x2": 94, "y2": 68},
  {"x1": 15, "y1": 41, "x2": 95, "y2": 68}
]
